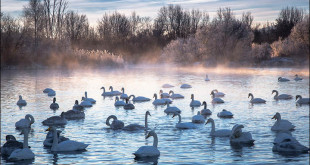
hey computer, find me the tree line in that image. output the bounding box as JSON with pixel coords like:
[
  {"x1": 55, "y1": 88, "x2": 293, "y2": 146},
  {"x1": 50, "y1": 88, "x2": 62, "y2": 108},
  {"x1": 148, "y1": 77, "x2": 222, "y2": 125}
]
[{"x1": 1, "y1": 0, "x2": 308, "y2": 68}]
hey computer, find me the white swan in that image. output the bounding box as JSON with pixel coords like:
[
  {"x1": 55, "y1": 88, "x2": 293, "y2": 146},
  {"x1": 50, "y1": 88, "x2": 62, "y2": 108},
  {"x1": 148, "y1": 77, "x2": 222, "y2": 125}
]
[
  {"x1": 42, "y1": 112, "x2": 67, "y2": 126},
  {"x1": 169, "y1": 90, "x2": 184, "y2": 99},
  {"x1": 133, "y1": 130, "x2": 160, "y2": 158},
  {"x1": 205, "y1": 74, "x2": 210, "y2": 81},
  {"x1": 129, "y1": 95, "x2": 151, "y2": 102},
  {"x1": 272, "y1": 132, "x2": 309, "y2": 153},
  {"x1": 73, "y1": 100, "x2": 84, "y2": 111},
  {"x1": 190, "y1": 94, "x2": 201, "y2": 107},
  {"x1": 211, "y1": 91, "x2": 225, "y2": 104},
  {"x1": 200, "y1": 101, "x2": 212, "y2": 115},
  {"x1": 123, "y1": 111, "x2": 151, "y2": 131},
  {"x1": 162, "y1": 84, "x2": 174, "y2": 88},
  {"x1": 164, "y1": 103, "x2": 181, "y2": 115},
  {"x1": 15, "y1": 114, "x2": 35, "y2": 129},
  {"x1": 271, "y1": 112, "x2": 295, "y2": 131},
  {"x1": 159, "y1": 89, "x2": 170, "y2": 98},
  {"x1": 8, "y1": 128, "x2": 35, "y2": 161},
  {"x1": 272, "y1": 90, "x2": 293, "y2": 100},
  {"x1": 296, "y1": 95, "x2": 310, "y2": 104},
  {"x1": 43, "y1": 88, "x2": 54, "y2": 93},
  {"x1": 1, "y1": 135, "x2": 23, "y2": 156},
  {"x1": 217, "y1": 109, "x2": 233, "y2": 118},
  {"x1": 50, "y1": 97, "x2": 59, "y2": 109},
  {"x1": 106, "y1": 115, "x2": 124, "y2": 130},
  {"x1": 212, "y1": 89, "x2": 225, "y2": 97},
  {"x1": 230, "y1": 124, "x2": 255, "y2": 145},
  {"x1": 109, "y1": 86, "x2": 122, "y2": 96},
  {"x1": 120, "y1": 87, "x2": 128, "y2": 99},
  {"x1": 47, "y1": 127, "x2": 89, "y2": 152},
  {"x1": 192, "y1": 111, "x2": 205, "y2": 123},
  {"x1": 248, "y1": 93, "x2": 266, "y2": 104},
  {"x1": 206, "y1": 118, "x2": 231, "y2": 137},
  {"x1": 278, "y1": 77, "x2": 290, "y2": 82},
  {"x1": 114, "y1": 96, "x2": 126, "y2": 106},
  {"x1": 47, "y1": 90, "x2": 56, "y2": 96},
  {"x1": 83, "y1": 91, "x2": 96, "y2": 104},
  {"x1": 80, "y1": 97, "x2": 93, "y2": 107},
  {"x1": 63, "y1": 109, "x2": 85, "y2": 120},
  {"x1": 294, "y1": 74, "x2": 303, "y2": 81},
  {"x1": 101, "y1": 87, "x2": 114, "y2": 96},
  {"x1": 180, "y1": 84, "x2": 192, "y2": 88},
  {"x1": 152, "y1": 93, "x2": 166, "y2": 105},
  {"x1": 173, "y1": 113, "x2": 197, "y2": 129},
  {"x1": 124, "y1": 99, "x2": 135, "y2": 110},
  {"x1": 17, "y1": 95, "x2": 27, "y2": 106},
  {"x1": 43, "y1": 129, "x2": 70, "y2": 147}
]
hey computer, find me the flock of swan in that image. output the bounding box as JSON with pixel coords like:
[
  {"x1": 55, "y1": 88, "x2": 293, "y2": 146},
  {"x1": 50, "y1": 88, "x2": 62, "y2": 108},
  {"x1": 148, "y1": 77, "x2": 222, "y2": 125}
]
[{"x1": 3, "y1": 74, "x2": 309, "y2": 162}]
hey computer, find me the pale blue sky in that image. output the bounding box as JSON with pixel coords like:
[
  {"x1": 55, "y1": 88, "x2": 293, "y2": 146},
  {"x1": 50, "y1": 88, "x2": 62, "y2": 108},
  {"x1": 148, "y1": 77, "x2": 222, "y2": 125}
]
[{"x1": 2, "y1": 0, "x2": 309, "y2": 26}]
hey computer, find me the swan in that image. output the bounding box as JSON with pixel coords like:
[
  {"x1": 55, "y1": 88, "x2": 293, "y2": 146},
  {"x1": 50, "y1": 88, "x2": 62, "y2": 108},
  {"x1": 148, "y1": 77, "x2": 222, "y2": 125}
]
[
  {"x1": 124, "y1": 98, "x2": 135, "y2": 110},
  {"x1": 180, "y1": 84, "x2": 192, "y2": 88},
  {"x1": 271, "y1": 112, "x2": 295, "y2": 131},
  {"x1": 123, "y1": 111, "x2": 151, "y2": 131},
  {"x1": 200, "y1": 101, "x2": 212, "y2": 115},
  {"x1": 164, "y1": 103, "x2": 181, "y2": 115},
  {"x1": 296, "y1": 95, "x2": 310, "y2": 104},
  {"x1": 101, "y1": 87, "x2": 114, "y2": 96},
  {"x1": 129, "y1": 95, "x2": 151, "y2": 102},
  {"x1": 42, "y1": 112, "x2": 67, "y2": 126},
  {"x1": 106, "y1": 115, "x2": 124, "y2": 130},
  {"x1": 192, "y1": 111, "x2": 205, "y2": 123},
  {"x1": 1, "y1": 135, "x2": 23, "y2": 156},
  {"x1": 120, "y1": 87, "x2": 128, "y2": 99},
  {"x1": 17, "y1": 95, "x2": 27, "y2": 106},
  {"x1": 160, "y1": 94, "x2": 173, "y2": 104},
  {"x1": 114, "y1": 96, "x2": 126, "y2": 106},
  {"x1": 278, "y1": 77, "x2": 290, "y2": 82},
  {"x1": 83, "y1": 91, "x2": 96, "y2": 104},
  {"x1": 206, "y1": 118, "x2": 231, "y2": 137},
  {"x1": 217, "y1": 109, "x2": 233, "y2": 118},
  {"x1": 15, "y1": 114, "x2": 35, "y2": 129},
  {"x1": 73, "y1": 100, "x2": 84, "y2": 111},
  {"x1": 63, "y1": 109, "x2": 85, "y2": 120},
  {"x1": 205, "y1": 74, "x2": 210, "y2": 81},
  {"x1": 169, "y1": 90, "x2": 184, "y2": 99},
  {"x1": 47, "y1": 90, "x2": 56, "y2": 96},
  {"x1": 133, "y1": 130, "x2": 160, "y2": 158},
  {"x1": 272, "y1": 90, "x2": 293, "y2": 100},
  {"x1": 80, "y1": 97, "x2": 93, "y2": 107},
  {"x1": 47, "y1": 127, "x2": 88, "y2": 152},
  {"x1": 43, "y1": 129, "x2": 70, "y2": 147},
  {"x1": 152, "y1": 93, "x2": 166, "y2": 105},
  {"x1": 248, "y1": 93, "x2": 266, "y2": 104},
  {"x1": 230, "y1": 124, "x2": 254, "y2": 145},
  {"x1": 173, "y1": 113, "x2": 197, "y2": 129},
  {"x1": 43, "y1": 88, "x2": 54, "y2": 93},
  {"x1": 272, "y1": 132, "x2": 309, "y2": 153},
  {"x1": 190, "y1": 94, "x2": 201, "y2": 107},
  {"x1": 211, "y1": 89, "x2": 225, "y2": 97},
  {"x1": 159, "y1": 89, "x2": 170, "y2": 98},
  {"x1": 294, "y1": 74, "x2": 303, "y2": 81},
  {"x1": 210, "y1": 91, "x2": 225, "y2": 104},
  {"x1": 50, "y1": 97, "x2": 59, "y2": 110},
  {"x1": 109, "y1": 86, "x2": 122, "y2": 96},
  {"x1": 8, "y1": 128, "x2": 35, "y2": 161},
  {"x1": 162, "y1": 84, "x2": 174, "y2": 88}
]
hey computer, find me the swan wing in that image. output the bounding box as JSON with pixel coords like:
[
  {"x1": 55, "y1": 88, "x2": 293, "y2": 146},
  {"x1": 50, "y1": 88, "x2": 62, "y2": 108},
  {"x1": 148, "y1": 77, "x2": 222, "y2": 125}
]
[
  {"x1": 134, "y1": 146, "x2": 160, "y2": 157},
  {"x1": 56, "y1": 140, "x2": 88, "y2": 151},
  {"x1": 8, "y1": 148, "x2": 35, "y2": 160},
  {"x1": 15, "y1": 119, "x2": 30, "y2": 128},
  {"x1": 213, "y1": 129, "x2": 231, "y2": 137}
]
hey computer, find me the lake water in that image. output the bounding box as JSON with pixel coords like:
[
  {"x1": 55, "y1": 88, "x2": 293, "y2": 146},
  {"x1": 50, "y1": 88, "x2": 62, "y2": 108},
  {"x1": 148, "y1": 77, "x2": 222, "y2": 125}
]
[{"x1": 1, "y1": 66, "x2": 309, "y2": 164}]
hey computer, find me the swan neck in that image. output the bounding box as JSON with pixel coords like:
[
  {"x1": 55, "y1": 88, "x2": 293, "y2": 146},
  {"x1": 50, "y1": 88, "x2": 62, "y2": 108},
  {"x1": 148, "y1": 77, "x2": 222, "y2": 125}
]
[
  {"x1": 23, "y1": 129, "x2": 29, "y2": 148},
  {"x1": 210, "y1": 120, "x2": 215, "y2": 133},
  {"x1": 85, "y1": 92, "x2": 88, "y2": 98},
  {"x1": 51, "y1": 128, "x2": 58, "y2": 151},
  {"x1": 145, "y1": 113, "x2": 148, "y2": 129},
  {"x1": 178, "y1": 114, "x2": 181, "y2": 123},
  {"x1": 250, "y1": 94, "x2": 253, "y2": 100},
  {"x1": 152, "y1": 133, "x2": 158, "y2": 148},
  {"x1": 204, "y1": 103, "x2": 206, "y2": 109},
  {"x1": 274, "y1": 91, "x2": 278, "y2": 97},
  {"x1": 27, "y1": 115, "x2": 35, "y2": 124}
]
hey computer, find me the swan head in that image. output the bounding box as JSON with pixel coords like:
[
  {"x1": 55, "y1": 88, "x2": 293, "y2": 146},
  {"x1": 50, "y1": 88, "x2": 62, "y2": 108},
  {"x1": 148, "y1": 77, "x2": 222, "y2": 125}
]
[
  {"x1": 159, "y1": 90, "x2": 163, "y2": 94},
  {"x1": 115, "y1": 97, "x2": 119, "y2": 101},
  {"x1": 106, "y1": 115, "x2": 118, "y2": 126},
  {"x1": 295, "y1": 74, "x2": 298, "y2": 77},
  {"x1": 172, "y1": 112, "x2": 180, "y2": 118},
  {"x1": 271, "y1": 90, "x2": 277, "y2": 95},
  {"x1": 100, "y1": 87, "x2": 105, "y2": 89},
  {"x1": 248, "y1": 93, "x2": 253, "y2": 98},
  {"x1": 6, "y1": 135, "x2": 17, "y2": 141},
  {"x1": 272, "y1": 112, "x2": 281, "y2": 120},
  {"x1": 212, "y1": 89, "x2": 218, "y2": 93},
  {"x1": 81, "y1": 97, "x2": 85, "y2": 101},
  {"x1": 169, "y1": 90, "x2": 173, "y2": 94},
  {"x1": 53, "y1": 97, "x2": 56, "y2": 103},
  {"x1": 191, "y1": 94, "x2": 194, "y2": 99},
  {"x1": 146, "y1": 111, "x2": 151, "y2": 116},
  {"x1": 203, "y1": 101, "x2": 207, "y2": 106},
  {"x1": 121, "y1": 87, "x2": 124, "y2": 92},
  {"x1": 146, "y1": 130, "x2": 156, "y2": 139},
  {"x1": 109, "y1": 86, "x2": 113, "y2": 90},
  {"x1": 205, "y1": 118, "x2": 214, "y2": 125},
  {"x1": 128, "y1": 95, "x2": 135, "y2": 99},
  {"x1": 60, "y1": 112, "x2": 65, "y2": 117},
  {"x1": 295, "y1": 95, "x2": 302, "y2": 100},
  {"x1": 75, "y1": 100, "x2": 79, "y2": 105},
  {"x1": 153, "y1": 93, "x2": 157, "y2": 98},
  {"x1": 278, "y1": 77, "x2": 282, "y2": 81},
  {"x1": 19, "y1": 95, "x2": 22, "y2": 99}
]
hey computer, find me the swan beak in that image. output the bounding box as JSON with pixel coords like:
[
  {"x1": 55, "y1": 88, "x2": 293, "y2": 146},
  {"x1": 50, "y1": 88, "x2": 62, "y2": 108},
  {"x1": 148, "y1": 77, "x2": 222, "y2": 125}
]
[
  {"x1": 205, "y1": 121, "x2": 209, "y2": 125},
  {"x1": 172, "y1": 114, "x2": 176, "y2": 118},
  {"x1": 271, "y1": 116, "x2": 275, "y2": 120},
  {"x1": 45, "y1": 127, "x2": 51, "y2": 131},
  {"x1": 145, "y1": 134, "x2": 151, "y2": 139}
]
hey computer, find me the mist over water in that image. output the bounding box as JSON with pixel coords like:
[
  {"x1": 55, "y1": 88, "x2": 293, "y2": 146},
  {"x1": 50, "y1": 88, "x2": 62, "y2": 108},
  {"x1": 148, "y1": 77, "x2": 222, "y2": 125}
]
[{"x1": 1, "y1": 66, "x2": 309, "y2": 164}]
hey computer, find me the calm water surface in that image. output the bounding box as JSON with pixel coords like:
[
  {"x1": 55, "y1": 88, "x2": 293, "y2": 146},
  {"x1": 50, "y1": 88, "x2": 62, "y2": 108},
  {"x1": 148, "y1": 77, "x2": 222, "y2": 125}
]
[{"x1": 1, "y1": 66, "x2": 309, "y2": 164}]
